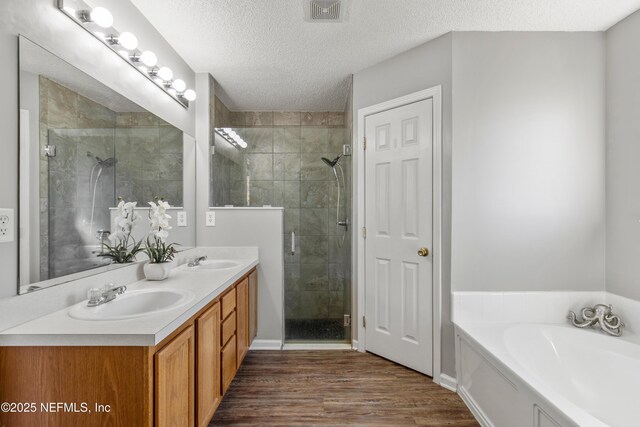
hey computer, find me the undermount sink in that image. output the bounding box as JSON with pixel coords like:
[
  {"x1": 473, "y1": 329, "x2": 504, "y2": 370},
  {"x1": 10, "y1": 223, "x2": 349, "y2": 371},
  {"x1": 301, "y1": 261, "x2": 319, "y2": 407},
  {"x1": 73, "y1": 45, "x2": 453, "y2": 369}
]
[
  {"x1": 68, "y1": 288, "x2": 194, "y2": 321},
  {"x1": 179, "y1": 259, "x2": 241, "y2": 271}
]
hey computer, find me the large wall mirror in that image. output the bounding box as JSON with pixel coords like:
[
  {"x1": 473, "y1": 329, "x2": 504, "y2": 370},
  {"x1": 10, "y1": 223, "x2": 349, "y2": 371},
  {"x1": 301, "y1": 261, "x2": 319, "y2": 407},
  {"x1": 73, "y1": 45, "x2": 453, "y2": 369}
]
[{"x1": 18, "y1": 36, "x2": 194, "y2": 294}]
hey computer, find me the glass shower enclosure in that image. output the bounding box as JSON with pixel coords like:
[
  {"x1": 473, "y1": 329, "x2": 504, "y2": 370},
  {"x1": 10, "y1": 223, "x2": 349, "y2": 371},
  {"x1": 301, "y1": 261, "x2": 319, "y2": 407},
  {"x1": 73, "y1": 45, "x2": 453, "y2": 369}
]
[{"x1": 210, "y1": 123, "x2": 352, "y2": 343}]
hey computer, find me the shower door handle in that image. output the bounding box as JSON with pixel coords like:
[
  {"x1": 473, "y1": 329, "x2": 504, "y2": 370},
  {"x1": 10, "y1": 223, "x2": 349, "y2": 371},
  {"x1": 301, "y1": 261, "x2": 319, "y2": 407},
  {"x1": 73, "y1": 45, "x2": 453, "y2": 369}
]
[{"x1": 291, "y1": 231, "x2": 296, "y2": 255}]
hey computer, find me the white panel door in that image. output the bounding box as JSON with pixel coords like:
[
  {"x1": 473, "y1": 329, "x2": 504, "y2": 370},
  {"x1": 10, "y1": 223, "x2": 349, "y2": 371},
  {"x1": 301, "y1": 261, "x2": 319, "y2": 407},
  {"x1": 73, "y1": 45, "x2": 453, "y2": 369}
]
[{"x1": 364, "y1": 99, "x2": 433, "y2": 375}]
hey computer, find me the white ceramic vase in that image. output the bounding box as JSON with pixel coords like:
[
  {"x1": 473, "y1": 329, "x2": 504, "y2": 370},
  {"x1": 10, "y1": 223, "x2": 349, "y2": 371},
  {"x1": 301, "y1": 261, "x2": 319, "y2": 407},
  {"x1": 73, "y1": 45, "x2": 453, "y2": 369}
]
[{"x1": 143, "y1": 261, "x2": 173, "y2": 281}]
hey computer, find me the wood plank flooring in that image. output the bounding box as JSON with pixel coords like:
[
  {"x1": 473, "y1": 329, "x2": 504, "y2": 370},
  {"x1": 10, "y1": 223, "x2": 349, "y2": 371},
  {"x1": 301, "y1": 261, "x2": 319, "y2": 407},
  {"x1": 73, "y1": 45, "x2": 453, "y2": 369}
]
[{"x1": 211, "y1": 350, "x2": 479, "y2": 426}]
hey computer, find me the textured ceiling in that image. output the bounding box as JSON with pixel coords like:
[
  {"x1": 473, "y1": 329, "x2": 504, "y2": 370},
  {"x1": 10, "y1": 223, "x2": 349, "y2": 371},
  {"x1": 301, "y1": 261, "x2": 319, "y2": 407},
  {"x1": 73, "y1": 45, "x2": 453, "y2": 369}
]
[{"x1": 131, "y1": 0, "x2": 640, "y2": 111}]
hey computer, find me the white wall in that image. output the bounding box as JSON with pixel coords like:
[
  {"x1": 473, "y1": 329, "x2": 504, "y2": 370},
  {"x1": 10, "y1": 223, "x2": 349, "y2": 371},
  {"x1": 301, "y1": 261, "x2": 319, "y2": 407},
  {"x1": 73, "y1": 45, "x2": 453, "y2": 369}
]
[
  {"x1": 605, "y1": 10, "x2": 640, "y2": 302},
  {"x1": 198, "y1": 208, "x2": 284, "y2": 343},
  {"x1": 353, "y1": 33, "x2": 455, "y2": 377},
  {"x1": 0, "y1": 0, "x2": 197, "y2": 297},
  {"x1": 451, "y1": 32, "x2": 606, "y2": 293}
]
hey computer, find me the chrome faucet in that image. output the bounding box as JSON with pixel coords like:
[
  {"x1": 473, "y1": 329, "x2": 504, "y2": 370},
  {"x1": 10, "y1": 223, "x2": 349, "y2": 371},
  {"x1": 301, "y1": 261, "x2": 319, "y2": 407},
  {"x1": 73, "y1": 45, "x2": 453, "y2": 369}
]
[
  {"x1": 87, "y1": 283, "x2": 127, "y2": 307},
  {"x1": 567, "y1": 303, "x2": 624, "y2": 336},
  {"x1": 187, "y1": 255, "x2": 208, "y2": 267}
]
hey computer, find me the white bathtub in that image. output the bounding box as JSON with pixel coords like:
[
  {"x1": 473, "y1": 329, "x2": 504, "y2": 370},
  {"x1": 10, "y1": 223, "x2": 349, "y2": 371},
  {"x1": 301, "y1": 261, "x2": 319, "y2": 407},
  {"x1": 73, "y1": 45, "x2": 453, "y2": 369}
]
[{"x1": 455, "y1": 322, "x2": 640, "y2": 427}]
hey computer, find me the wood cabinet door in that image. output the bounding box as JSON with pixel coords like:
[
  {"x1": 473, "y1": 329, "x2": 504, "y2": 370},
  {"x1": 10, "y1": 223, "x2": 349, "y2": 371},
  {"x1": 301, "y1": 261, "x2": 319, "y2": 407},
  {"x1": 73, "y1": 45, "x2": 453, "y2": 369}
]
[
  {"x1": 249, "y1": 269, "x2": 258, "y2": 342},
  {"x1": 155, "y1": 325, "x2": 195, "y2": 427},
  {"x1": 196, "y1": 302, "x2": 221, "y2": 427},
  {"x1": 221, "y1": 334, "x2": 237, "y2": 394},
  {"x1": 236, "y1": 278, "x2": 249, "y2": 367}
]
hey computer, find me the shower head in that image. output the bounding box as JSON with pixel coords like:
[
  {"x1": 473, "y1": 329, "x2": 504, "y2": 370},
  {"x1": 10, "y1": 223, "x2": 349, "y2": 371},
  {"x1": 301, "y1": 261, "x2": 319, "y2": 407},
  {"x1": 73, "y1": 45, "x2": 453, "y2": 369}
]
[
  {"x1": 321, "y1": 155, "x2": 342, "y2": 168},
  {"x1": 322, "y1": 155, "x2": 342, "y2": 181},
  {"x1": 100, "y1": 157, "x2": 117, "y2": 168}
]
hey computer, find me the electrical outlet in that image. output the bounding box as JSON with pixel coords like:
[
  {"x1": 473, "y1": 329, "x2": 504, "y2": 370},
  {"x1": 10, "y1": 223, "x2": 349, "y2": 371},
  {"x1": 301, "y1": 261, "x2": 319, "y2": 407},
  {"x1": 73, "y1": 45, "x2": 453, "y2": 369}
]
[
  {"x1": 0, "y1": 208, "x2": 15, "y2": 243},
  {"x1": 177, "y1": 211, "x2": 187, "y2": 227},
  {"x1": 206, "y1": 211, "x2": 216, "y2": 227}
]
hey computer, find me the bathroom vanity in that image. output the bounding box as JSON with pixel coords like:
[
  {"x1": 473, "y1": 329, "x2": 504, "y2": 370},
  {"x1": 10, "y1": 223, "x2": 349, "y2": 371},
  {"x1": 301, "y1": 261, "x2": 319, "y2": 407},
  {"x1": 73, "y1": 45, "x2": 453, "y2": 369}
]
[{"x1": 0, "y1": 258, "x2": 258, "y2": 427}]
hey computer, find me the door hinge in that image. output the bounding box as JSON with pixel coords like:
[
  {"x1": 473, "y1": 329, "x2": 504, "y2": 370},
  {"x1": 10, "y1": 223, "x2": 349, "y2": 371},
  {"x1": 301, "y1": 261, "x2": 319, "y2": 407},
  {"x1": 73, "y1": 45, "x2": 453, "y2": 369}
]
[
  {"x1": 362, "y1": 226, "x2": 367, "y2": 239},
  {"x1": 362, "y1": 316, "x2": 366, "y2": 328},
  {"x1": 363, "y1": 136, "x2": 367, "y2": 150}
]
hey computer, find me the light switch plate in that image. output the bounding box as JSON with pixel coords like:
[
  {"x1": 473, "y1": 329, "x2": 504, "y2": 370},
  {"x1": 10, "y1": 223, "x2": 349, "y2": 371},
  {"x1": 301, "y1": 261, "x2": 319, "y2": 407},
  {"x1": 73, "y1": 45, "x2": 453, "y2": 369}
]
[
  {"x1": 177, "y1": 211, "x2": 187, "y2": 227},
  {"x1": 206, "y1": 211, "x2": 216, "y2": 227},
  {"x1": 0, "y1": 208, "x2": 15, "y2": 243}
]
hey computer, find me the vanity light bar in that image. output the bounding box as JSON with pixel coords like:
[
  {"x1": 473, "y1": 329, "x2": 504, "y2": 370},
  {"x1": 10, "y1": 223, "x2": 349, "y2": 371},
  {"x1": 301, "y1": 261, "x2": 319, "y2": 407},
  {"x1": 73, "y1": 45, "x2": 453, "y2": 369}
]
[
  {"x1": 215, "y1": 128, "x2": 248, "y2": 149},
  {"x1": 57, "y1": 0, "x2": 196, "y2": 108}
]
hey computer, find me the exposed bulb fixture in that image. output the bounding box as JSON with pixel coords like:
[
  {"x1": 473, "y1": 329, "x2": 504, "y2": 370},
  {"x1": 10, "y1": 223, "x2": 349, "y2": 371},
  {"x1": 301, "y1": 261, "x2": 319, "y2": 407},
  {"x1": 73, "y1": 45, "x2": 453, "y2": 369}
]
[
  {"x1": 216, "y1": 128, "x2": 246, "y2": 148},
  {"x1": 89, "y1": 7, "x2": 113, "y2": 28},
  {"x1": 117, "y1": 32, "x2": 138, "y2": 50},
  {"x1": 157, "y1": 67, "x2": 173, "y2": 81},
  {"x1": 59, "y1": 0, "x2": 195, "y2": 109},
  {"x1": 183, "y1": 89, "x2": 196, "y2": 101},
  {"x1": 140, "y1": 50, "x2": 157, "y2": 67},
  {"x1": 172, "y1": 79, "x2": 186, "y2": 92}
]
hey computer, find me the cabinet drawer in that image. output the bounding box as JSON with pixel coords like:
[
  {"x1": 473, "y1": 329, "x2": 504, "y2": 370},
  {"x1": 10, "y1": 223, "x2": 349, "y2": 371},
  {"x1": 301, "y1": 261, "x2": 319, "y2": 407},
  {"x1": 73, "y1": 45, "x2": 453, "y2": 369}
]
[
  {"x1": 221, "y1": 311, "x2": 236, "y2": 345},
  {"x1": 221, "y1": 288, "x2": 236, "y2": 320},
  {"x1": 221, "y1": 335, "x2": 237, "y2": 394}
]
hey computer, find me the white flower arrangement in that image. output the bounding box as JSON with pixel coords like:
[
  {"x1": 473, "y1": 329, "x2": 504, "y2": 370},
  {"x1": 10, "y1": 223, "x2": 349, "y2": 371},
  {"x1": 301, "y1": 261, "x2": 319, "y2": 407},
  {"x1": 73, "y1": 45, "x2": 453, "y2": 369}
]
[
  {"x1": 101, "y1": 198, "x2": 143, "y2": 263},
  {"x1": 144, "y1": 198, "x2": 178, "y2": 264}
]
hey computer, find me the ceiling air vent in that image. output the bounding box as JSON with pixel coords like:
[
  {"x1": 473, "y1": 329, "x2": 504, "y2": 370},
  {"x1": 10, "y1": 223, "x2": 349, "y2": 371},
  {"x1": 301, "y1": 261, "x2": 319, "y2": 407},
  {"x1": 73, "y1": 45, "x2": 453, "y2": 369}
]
[{"x1": 305, "y1": 0, "x2": 348, "y2": 23}]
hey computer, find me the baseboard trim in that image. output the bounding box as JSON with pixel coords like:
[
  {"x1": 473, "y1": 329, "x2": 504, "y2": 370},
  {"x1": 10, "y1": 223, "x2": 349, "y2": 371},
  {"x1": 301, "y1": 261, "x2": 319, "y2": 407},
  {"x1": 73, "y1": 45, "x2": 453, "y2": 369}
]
[
  {"x1": 438, "y1": 373, "x2": 457, "y2": 392},
  {"x1": 282, "y1": 343, "x2": 353, "y2": 350},
  {"x1": 249, "y1": 339, "x2": 283, "y2": 350},
  {"x1": 458, "y1": 386, "x2": 493, "y2": 427},
  {"x1": 351, "y1": 339, "x2": 358, "y2": 350}
]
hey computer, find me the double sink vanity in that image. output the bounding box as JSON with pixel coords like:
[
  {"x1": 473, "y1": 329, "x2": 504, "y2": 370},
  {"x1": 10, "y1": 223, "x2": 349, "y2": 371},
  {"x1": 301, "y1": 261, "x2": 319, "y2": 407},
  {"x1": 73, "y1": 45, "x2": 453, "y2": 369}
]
[{"x1": 0, "y1": 248, "x2": 259, "y2": 427}]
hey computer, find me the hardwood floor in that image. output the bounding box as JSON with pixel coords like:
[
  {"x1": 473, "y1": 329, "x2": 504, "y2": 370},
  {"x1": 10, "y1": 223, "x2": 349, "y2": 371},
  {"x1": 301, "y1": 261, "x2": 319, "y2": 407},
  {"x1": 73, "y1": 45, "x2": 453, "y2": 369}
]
[{"x1": 211, "y1": 350, "x2": 479, "y2": 426}]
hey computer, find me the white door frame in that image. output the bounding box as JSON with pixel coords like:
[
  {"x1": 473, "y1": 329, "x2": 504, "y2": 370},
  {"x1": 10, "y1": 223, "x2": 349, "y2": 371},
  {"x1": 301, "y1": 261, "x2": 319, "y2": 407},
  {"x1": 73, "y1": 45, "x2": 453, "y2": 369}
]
[{"x1": 354, "y1": 86, "x2": 443, "y2": 384}]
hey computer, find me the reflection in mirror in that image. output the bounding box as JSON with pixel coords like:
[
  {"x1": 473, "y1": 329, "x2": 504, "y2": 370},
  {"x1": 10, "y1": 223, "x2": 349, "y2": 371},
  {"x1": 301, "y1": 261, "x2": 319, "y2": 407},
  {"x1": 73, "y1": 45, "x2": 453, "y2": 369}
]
[{"x1": 18, "y1": 36, "x2": 185, "y2": 294}]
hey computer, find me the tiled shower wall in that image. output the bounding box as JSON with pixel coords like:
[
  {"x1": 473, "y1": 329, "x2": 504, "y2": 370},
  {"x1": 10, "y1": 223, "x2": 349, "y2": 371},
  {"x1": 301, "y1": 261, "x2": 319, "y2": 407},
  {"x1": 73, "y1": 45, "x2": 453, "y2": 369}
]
[
  {"x1": 212, "y1": 97, "x2": 352, "y2": 338},
  {"x1": 39, "y1": 77, "x2": 117, "y2": 280},
  {"x1": 114, "y1": 113, "x2": 184, "y2": 205},
  {"x1": 38, "y1": 77, "x2": 183, "y2": 280}
]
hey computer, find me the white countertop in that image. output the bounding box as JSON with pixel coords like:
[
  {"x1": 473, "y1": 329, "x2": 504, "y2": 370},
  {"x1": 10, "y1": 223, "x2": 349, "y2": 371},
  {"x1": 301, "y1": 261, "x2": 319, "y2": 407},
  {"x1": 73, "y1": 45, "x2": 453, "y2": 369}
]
[{"x1": 0, "y1": 250, "x2": 258, "y2": 347}]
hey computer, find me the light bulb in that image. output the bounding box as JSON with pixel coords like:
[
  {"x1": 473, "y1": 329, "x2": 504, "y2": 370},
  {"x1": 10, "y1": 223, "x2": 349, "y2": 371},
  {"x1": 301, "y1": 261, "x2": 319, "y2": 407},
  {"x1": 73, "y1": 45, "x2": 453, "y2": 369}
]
[
  {"x1": 157, "y1": 67, "x2": 173, "y2": 81},
  {"x1": 90, "y1": 7, "x2": 113, "y2": 28},
  {"x1": 222, "y1": 128, "x2": 232, "y2": 133},
  {"x1": 238, "y1": 140, "x2": 247, "y2": 148},
  {"x1": 118, "y1": 32, "x2": 138, "y2": 50},
  {"x1": 184, "y1": 89, "x2": 196, "y2": 101},
  {"x1": 140, "y1": 50, "x2": 157, "y2": 67},
  {"x1": 172, "y1": 79, "x2": 186, "y2": 92}
]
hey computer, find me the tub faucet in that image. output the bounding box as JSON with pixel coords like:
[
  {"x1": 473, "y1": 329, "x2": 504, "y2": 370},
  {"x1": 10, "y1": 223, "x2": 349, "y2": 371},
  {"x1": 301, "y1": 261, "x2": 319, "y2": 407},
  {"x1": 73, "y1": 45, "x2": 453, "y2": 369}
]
[
  {"x1": 187, "y1": 255, "x2": 207, "y2": 267},
  {"x1": 567, "y1": 304, "x2": 624, "y2": 336}
]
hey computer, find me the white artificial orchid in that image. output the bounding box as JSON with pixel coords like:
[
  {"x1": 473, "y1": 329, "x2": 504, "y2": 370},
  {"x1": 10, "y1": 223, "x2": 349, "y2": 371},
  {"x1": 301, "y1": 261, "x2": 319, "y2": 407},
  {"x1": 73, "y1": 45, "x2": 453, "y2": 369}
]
[
  {"x1": 148, "y1": 200, "x2": 172, "y2": 242},
  {"x1": 101, "y1": 198, "x2": 143, "y2": 263},
  {"x1": 109, "y1": 200, "x2": 138, "y2": 243},
  {"x1": 144, "y1": 198, "x2": 179, "y2": 264}
]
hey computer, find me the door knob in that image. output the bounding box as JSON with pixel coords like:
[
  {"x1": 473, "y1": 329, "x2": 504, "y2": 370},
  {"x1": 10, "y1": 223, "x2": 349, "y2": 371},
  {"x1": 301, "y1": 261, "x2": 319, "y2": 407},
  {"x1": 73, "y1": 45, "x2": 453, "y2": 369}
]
[{"x1": 417, "y1": 247, "x2": 429, "y2": 257}]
